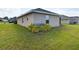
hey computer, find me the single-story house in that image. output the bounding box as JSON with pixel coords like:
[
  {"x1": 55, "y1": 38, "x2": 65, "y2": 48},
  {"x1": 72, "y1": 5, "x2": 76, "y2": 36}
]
[
  {"x1": 60, "y1": 15, "x2": 79, "y2": 24},
  {"x1": 60, "y1": 15, "x2": 70, "y2": 24},
  {"x1": 0, "y1": 17, "x2": 8, "y2": 22},
  {"x1": 69, "y1": 16, "x2": 79, "y2": 24},
  {"x1": 9, "y1": 17, "x2": 17, "y2": 23},
  {"x1": 17, "y1": 8, "x2": 61, "y2": 27}
]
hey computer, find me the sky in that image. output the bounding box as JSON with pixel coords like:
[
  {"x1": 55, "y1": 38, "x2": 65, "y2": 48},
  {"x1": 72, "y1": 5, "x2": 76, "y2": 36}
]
[{"x1": 0, "y1": 8, "x2": 79, "y2": 18}]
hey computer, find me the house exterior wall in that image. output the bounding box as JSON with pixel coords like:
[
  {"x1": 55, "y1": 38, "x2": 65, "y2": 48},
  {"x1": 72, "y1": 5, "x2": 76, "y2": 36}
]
[
  {"x1": 32, "y1": 13, "x2": 60, "y2": 27},
  {"x1": 77, "y1": 20, "x2": 79, "y2": 24},
  {"x1": 32, "y1": 13, "x2": 46, "y2": 25},
  {"x1": 75, "y1": 18, "x2": 79, "y2": 24},
  {"x1": 69, "y1": 18, "x2": 79, "y2": 24},
  {"x1": 49, "y1": 15, "x2": 60, "y2": 27},
  {"x1": 70, "y1": 19, "x2": 78, "y2": 24},
  {"x1": 17, "y1": 13, "x2": 60, "y2": 27},
  {"x1": 17, "y1": 14, "x2": 33, "y2": 27},
  {"x1": 61, "y1": 20, "x2": 70, "y2": 24}
]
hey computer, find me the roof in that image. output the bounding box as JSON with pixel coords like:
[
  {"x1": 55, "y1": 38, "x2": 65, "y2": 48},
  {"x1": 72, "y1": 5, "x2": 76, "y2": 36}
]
[
  {"x1": 69, "y1": 16, "x2": 79, "y2": 18},
  {"x1": 59, "y1": 15, "x2": 69, "y2": 20},
  {"x1": 17, "y1": 8, "x2": 59, "y2": 18},
  {"x1": 69, "y1": 16, "x2": 79, "y2": 20},
  {"x1": 59, "y1": 15, "x2": 69, "y2": 17}
]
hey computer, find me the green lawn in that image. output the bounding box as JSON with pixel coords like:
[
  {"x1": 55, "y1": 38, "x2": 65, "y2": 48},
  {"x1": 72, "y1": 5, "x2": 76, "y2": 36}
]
[{"x1": 0, "y1": 24, "x2": 79, "y2": 50}]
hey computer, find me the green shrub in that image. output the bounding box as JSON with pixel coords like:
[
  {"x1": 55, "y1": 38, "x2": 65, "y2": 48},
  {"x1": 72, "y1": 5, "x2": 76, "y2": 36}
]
[
  {"x1": 28, "y1": 24, "x2": 34, "y2": 30},
  {"x1": 40, "y1": 24, "x2": 52, "y2": 31},
  {"x1": 28, "y1": 24, "x2": 40, "y2": 33},
  {"x1": 31, "y1": 26, "x2": 39, "y2": 33},
  {"x1": 28, "y1": 24, "x2": 52, "y2": 33}
]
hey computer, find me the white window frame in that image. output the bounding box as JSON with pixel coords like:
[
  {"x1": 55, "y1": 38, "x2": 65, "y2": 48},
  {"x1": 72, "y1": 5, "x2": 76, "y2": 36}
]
[{"x1": 45, "y1": 15, "x2": 49, "y2": 20}]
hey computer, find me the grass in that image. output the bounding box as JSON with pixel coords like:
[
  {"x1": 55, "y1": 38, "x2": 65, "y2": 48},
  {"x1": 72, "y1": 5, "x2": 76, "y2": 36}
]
[{"x1": 0, "y1": 24, "x2": 79, "y2": 50}]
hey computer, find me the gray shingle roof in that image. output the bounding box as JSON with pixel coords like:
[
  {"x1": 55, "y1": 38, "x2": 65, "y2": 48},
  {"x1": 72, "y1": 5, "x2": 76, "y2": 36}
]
[
  {"x1": 59, "y1": 15, "x2": 69, "y2": 20},
  {"x1": 69, "y1": 16, "x2": 79, "y2": 18},
  {"x1": 18, "y1": 8, "x2": 59, "y2": 18}
]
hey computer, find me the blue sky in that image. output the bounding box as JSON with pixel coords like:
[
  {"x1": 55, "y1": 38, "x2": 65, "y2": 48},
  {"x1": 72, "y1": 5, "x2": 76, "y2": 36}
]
[{"x1": 0, "y1": 8, "x2": 79, "y2": 18}]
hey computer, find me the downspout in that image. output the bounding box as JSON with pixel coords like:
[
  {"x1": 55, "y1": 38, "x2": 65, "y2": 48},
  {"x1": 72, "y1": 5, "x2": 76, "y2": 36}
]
[{"x1": 59, "y1": 16, "x2": 62, "y2": 26}]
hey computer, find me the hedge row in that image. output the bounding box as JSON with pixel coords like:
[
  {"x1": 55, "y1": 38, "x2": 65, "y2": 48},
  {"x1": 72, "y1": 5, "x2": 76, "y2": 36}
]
[{"x1": 28, "y1": 24, "x2": 52, "y2": 33}]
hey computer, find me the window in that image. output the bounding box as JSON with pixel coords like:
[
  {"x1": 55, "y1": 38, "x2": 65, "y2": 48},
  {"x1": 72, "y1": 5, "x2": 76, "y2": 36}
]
[
  {"x1": 45, "y1": 15, "x2": 49, "y2": 20},
  {"x1": 22, "y1": 17, "x2": 24, "y2": 23},
  {"x1": 45, "y1": 15, "x2": 49, "y2": 24},
  {"x1": 46, "y1": 20, "x2": 49, "y2": 24},
  {"x1": 27, "y1": 17, "x2": 28, "y2": 21}
]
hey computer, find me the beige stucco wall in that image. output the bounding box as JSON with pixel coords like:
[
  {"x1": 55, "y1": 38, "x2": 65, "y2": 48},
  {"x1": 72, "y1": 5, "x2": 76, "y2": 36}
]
[
  {"x1": 77, "y1": 20, "x2": 79, "y2": 24},
  {"x1": 49, "y1": 15, "x2": 60, "y2": 27},
  {"x1": 32, "y1": 13, "x2": 60, "y2": 27},
  {"x1": 32, "y1": 13, "x2": 46, "y2": 24},
  {"x1": 75, "y1": 18, "x2": 79, "y2": 24},
  {"x1": 17, "y1": 14, "x2": 33, "y2": 27},
  {"x1": 61, "y1": 20, "x2": 70, "y2": 24},
  {"x1": 17, "y1": 13, "x2": 60, "y2": 27}
]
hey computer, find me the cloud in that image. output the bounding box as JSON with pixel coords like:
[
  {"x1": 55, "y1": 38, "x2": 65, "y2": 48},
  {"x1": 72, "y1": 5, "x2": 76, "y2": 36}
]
[
  {"x1": 0, "y1": 8, "x2": 31, "y2": 18},
  {"x1": 0, "y1": 8, "x2": 79, "y2": 17},
  {"x1": 44, "y1": 8, "x2": 79, "y2": 16}
]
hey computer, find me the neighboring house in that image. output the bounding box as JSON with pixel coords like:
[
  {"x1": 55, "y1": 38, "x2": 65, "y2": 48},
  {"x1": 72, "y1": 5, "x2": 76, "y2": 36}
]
[
  {"x1": 60, "y1": 15, "x2": 79, "y2": 24},
  {"x1": 0, "y1": 18, "x2": 3, "y2": 21},
  {"x1": 60, "y1": 15, "x2": 70, "y2": 24},
  {"x1": 69, "y1": 16, "x2": 79, "y2": 24},
  {"x1": 17, "y1": 8, "x2": 61, "y2": 27},
  {"x1": 9, "y1": 17, "x2": 17, "y2": 24},
  {"x1": 0, "y1": 17, "x2": 8, "y2": 22}
]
